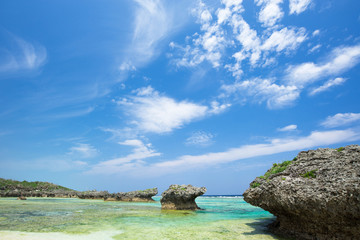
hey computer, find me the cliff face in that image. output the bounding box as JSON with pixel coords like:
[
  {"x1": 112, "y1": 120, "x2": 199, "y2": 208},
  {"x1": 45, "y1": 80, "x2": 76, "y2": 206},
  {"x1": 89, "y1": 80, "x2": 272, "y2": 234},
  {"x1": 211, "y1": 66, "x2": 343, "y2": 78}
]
[
  {"x1": 161, "y1": 184, "x2": 206, "y2": 210},
  {"x1": 243, "y1": 145, "x2": 360, "y2": 240}
]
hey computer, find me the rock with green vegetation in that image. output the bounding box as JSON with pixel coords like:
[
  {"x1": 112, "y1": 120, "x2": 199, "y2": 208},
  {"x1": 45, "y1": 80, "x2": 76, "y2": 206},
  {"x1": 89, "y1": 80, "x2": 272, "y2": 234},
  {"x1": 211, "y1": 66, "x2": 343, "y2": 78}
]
[
  {"x1": 161, "y1": 184, "x2": 206, "y2": 210},
  {"x1": 243, "y1": 145, "x2": 360, "y2": 240},
  {"x1": 0, "y1": 178, "x2": 78, "y2": 198}
]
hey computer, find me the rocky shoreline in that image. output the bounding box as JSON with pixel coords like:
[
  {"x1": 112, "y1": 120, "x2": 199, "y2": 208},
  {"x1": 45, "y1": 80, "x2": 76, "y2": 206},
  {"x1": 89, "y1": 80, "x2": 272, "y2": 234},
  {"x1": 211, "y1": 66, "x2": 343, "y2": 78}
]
[
  {"x1": 0, "y1": 178, "x2": 158, "y2": 202},
  {"x1": 78, "y1": 188, "x2": 158, "y2": 202},
  {"x1": 0, "y1": 179, "x2": 206, "y2": 208},
  {"x1": 243, "y1": 145, "x2": 360, "y2": 240}
]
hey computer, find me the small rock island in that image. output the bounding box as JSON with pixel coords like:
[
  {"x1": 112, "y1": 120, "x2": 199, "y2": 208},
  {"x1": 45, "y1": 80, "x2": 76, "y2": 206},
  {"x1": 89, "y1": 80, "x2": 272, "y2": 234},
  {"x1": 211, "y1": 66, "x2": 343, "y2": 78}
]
[
  {"x1": 161, "y1": 184, "x2": 206, "y2": 210},
  {"x1": 243, "y1": 145, "x2": 360, "y2": 240}
]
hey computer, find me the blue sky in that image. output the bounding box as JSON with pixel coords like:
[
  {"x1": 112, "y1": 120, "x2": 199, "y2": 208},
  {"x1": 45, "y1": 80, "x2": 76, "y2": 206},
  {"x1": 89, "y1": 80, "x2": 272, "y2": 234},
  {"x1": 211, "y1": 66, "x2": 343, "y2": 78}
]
[{"x1": 0, "y1": 0, "x2": 360, "y2": 195}]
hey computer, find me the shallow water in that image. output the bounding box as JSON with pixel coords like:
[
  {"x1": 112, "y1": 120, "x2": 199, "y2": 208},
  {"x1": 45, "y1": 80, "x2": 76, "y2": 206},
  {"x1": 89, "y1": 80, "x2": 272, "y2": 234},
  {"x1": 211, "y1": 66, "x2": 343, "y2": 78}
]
[{"x1": 0, "y1": 196, "x2": 284, "y2": 239}]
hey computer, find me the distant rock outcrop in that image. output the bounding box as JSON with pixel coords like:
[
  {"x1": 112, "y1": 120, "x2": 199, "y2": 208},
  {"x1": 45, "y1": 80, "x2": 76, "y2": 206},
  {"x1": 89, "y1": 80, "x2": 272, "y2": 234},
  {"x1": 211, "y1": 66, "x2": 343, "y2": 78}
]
[
  {"x1": 243, "y1": 145, "x2": 360, "y2": 240},
  {"x1": 0, "y1": 178, "x2": 78, "y2": 198},
  {"x1": 79, "y1": 188, "x2": 158, "y2": 202},
  {"x1": 109, "y1": 188, "x2": 158, "y2": 202},
  {"x1": 161, "y1": 184, "x2": 206, "y2": 210},
  {"x1": 77, "y1": 190, "x2": 110, "y2": 200}
]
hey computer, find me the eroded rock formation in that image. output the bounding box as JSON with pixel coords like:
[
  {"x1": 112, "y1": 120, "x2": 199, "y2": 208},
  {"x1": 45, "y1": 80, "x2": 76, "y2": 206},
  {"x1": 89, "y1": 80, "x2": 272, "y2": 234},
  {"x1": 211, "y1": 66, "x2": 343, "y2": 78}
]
[
  {"x1": 77, "y1": 190, "x2": 110, "y2": 200},
  {"x1": 161, "y1": 184, "x2": 206, "y2": 210},
  {"x1": 243, "y1": 145, "x2": 360, "y2": 240},
  {"x1": 104, "y1": 188, "x2": 158, "y2": 202}
]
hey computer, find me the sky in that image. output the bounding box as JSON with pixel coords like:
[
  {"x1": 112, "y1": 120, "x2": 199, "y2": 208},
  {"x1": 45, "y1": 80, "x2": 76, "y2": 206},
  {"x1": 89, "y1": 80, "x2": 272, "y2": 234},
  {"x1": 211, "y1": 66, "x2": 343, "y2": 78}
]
[{"x1": 0, "y1": 0, "x2": 360, "y2": 195}]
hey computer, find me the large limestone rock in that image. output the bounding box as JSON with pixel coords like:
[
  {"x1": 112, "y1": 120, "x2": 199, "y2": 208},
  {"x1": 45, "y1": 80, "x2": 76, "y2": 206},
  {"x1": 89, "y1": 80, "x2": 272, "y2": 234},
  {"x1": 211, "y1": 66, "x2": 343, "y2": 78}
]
[
  {"x1": 243, "y1": 145, "x2": 360, "y2": 240},
  {"x1": 161, "y1": 184, "x2": 206, "y2": 210}
]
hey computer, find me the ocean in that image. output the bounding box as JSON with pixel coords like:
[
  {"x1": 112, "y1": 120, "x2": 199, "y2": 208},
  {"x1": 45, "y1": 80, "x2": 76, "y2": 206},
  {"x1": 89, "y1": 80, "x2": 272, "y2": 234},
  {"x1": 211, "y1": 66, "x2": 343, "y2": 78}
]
[{"x1": 0, "y1": 196, "x2": 284, "y2": 239}]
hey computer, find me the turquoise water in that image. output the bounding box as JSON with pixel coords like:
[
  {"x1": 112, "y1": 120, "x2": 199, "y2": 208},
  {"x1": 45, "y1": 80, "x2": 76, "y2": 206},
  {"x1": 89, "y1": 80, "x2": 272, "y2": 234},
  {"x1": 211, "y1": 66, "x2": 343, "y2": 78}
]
[{"x1": 0, "y1": 196, "x2": 284, "y2": 239}]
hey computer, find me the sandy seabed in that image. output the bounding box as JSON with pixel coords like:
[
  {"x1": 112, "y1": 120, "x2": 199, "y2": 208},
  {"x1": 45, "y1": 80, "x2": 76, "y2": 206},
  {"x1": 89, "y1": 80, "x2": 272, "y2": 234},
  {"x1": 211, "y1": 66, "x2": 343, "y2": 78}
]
[{"x1": 0, "y1": 197, "x2": 282, "y2": 240}]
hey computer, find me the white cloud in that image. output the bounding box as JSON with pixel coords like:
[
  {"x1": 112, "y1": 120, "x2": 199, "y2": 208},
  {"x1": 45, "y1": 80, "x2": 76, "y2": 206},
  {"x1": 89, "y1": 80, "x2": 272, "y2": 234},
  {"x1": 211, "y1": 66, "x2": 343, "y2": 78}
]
[
  {"x1": 209, "y1": 100, "x2": 231, "y2": 114},
  {"x1": 261, "y1": 27, "x2": 307, "y2": 52},
  {"x1": 186, "y1": 131, "x2": 214, "y2": 146},
  {"x1": 312, "y1": 29, "x2": 320, "y2": 36},
  {"x1": 172, "y1": 1, "x2": 228, "y2": 68},
  {"x1": 120, "y1": 0, "x2": 191, "y2": 71},
  {"x1": 43, "y1": 107, "x2": 95, "y2": 120},
  {"x1": 131, "y1": 0, "x2": 169, "y2": 64},
  {"x1": 286, "y1": 44, "x2": 360, "y2": 86},
  {"x1": 289, "y1": 0, "x2": 312, "y2": 15},
  {"x1": 172, "y1": 0, "x2": 307, "y2": 79},
  {"x1": 308, "y1": 44, "x2": 321, "y2": 53},
  {"x1": 152, "y1": 129, "x2": 360, "y2": 171},
  {"x1": 0, "y1": 33, "x2": 46, "y2": 73},
  {"x1": 231, "y1": 15, "x2": 262, "y2": 66},
  {"x1": 277, "y1": 124, "x2": 297, "y2": 132},
  {"x1": 255, "y1": 0, "x2": 284, "y2": 27},
  {"x1": 68, "y1": 143, "x2": 98, "y2": 158},
  {"x1": 309, "y1": 77, "x2": 346, "y2": 96},
  {"x1": 86, "y1": 127, "x2": 360, "y2": 176},
  {"x1": 321, "y1": 113, "x2": 360, "y2": 128},
  {"x1": 119, "y1": 61, "x2": 136, "y2": 72},
  {"x1": 221, "y1": 78, "x2": 299, "y2": 109},
  {"x1": 116, "y1": 86, "x2": 209, "y2": 133},
  {"x1": 87, "y1": 139, "x2": 161, "y2": 174}
]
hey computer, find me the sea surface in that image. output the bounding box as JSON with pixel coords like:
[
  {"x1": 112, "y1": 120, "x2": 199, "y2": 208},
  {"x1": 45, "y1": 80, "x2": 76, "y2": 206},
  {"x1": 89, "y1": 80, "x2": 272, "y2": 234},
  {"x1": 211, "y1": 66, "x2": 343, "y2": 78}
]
[{"x1": 0, "y1": 196, "x2": 285, "y2": 239}]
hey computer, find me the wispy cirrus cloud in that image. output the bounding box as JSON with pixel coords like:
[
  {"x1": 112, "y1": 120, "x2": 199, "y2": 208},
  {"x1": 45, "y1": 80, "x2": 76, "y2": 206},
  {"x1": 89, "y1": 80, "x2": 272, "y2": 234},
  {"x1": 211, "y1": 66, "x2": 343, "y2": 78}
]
[
  {"x1": 321, "y1": 113, "x2": 360, "y2": 128},
  {"x1": 87, "y1": 128, "x2": 360, "y2": 176},
  {"x1": 185, "y1": 131, "x2": 214, "y2": 146},
  {"x1": 86, "y1": 139, "x2": 161, "y2": 174},
  {"x1": 152, "y1": 129, "x2": 359, "y2": 172},
  {"x1": 0, "y1": 31, "x2": 46, "y2": 74},
  {"x1": 119, "y1": 0, "x2": 192, "y2": 72},
  {"x1": 286, "y1": 44, "x2": 360, "y2": 86},
  {"x1": 309, "y1": 77, "x2": 346, "y2": 96},
  {"x1": 130, "y1": 0, "x2": 170, "y2": 65},
  {"x1": 277, "y1": 124, "x2": 298, "y2": 132},
  {"x1": 68, "y1": 143, "x2": 98, "y2": 159},
  {"x1": 220, "y1": 78, "x2": 299, "y2": 109}
]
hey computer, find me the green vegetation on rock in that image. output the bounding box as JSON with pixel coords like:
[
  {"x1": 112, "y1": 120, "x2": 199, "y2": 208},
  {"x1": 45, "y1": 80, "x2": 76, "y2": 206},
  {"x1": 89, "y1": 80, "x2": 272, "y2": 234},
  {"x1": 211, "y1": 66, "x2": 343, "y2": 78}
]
[
  {"x1": 301, "y1": 170, "x2": 317, "y2": 178},
  {"x1": 337, "y1": 147, "x2": 345, "y2": 152},
  {"x1": 250, "y1": 182, "x2": 261, "y2": 188},
  {"x1": 0, "y1": 178, "x2": 73, "y2": 192},
  {"x1": 262, "y1": 160, "x2": 294, "y2": 180},
  {"x1": 250, "y1": 158, "x2": 296, "y2": 188}
]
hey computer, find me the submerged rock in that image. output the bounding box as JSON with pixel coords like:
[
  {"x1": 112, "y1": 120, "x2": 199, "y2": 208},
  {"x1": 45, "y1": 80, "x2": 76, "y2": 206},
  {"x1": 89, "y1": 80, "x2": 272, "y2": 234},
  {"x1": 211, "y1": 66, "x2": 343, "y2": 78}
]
[
  {"x1": 243, "y1": 145, "x2": 360, "y2": 240},
  {"x1": 17, "y1": 196, "x2": 26, "y2": 200},
  {"x1": 161, "y1": 184, "x2": 206, "y2": 210}
]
